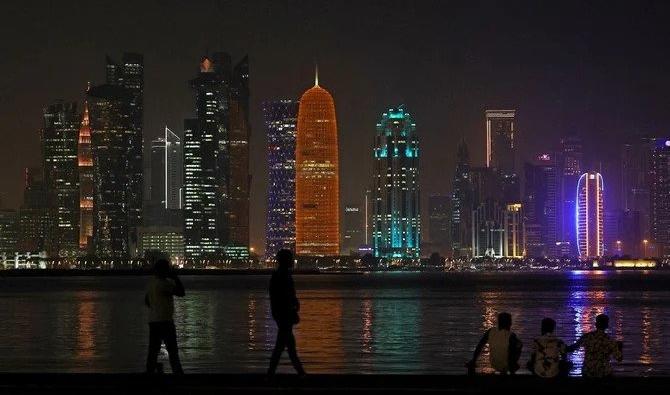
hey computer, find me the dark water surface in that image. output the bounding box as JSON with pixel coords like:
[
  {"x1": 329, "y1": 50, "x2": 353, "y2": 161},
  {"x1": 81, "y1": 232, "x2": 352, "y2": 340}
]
[{"x1": 0, "y1": 271, "x2": 669, "y2": 375}]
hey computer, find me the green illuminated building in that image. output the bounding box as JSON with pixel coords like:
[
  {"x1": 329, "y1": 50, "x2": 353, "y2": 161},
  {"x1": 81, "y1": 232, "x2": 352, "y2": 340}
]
[{"x1": 372, "y1": 106, "x2": 420, "y2": 259}]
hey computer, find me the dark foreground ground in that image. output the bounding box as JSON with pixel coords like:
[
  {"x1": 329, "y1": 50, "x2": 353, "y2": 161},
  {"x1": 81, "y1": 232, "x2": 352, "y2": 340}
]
[{"x1": 0, "y1": 374, "x2": 668, "y2": 394}]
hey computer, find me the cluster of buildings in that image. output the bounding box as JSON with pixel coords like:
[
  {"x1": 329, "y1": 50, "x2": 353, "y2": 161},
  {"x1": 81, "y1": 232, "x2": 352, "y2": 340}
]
[
  {"x1": 263, "y1": 73, "x2": 421, "y2": 263},
  {"x1": 1, "y1": 53, "x2": 670, "y2": 269},
  {"x1": 0, "y1": 52, "x2": 251, "y2": 268},
  {"x1": 448, "y1": 112, "x2": 670, "y2": 261},
  {"x1": 265, "y1": 101, "x2": 670, "y2": 265}
]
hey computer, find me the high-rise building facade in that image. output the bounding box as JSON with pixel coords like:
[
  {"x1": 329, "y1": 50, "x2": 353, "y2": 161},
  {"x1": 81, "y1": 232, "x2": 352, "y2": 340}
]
[
  {"x1": 472, "y1": 199, "x2": 505, "y2": 258},
  {"x1": 183, "y1": 53, "x2": 250, "y2": 262},
  {"x1": 42, "y1": 101, "x2": 80, "y2": 257},
  {"x1": 559, "y1": 136, "x2": 583, "y2": 255},
  {"x1": 88, "y1": 84, "x2": 135, "y2": 258},
  {"x1": 428, "y1": 195, "x2": 450, "y2": 256},
  {"x1": 18, "y1": 168, "x2": 50, "y2": 252},
  {"x1": 577, "y1": 171, "x2": 605, "y2": 258},
  {"x1": 183, "y1": 115, "x2": 218, "y2": 260},
  {"x1": 150, "y1": 127, "x2": 182, "y2": 210},
  {"x1": 263, "y1": 100, "x2": 298, "y2": 259},
  {"x1": 183, "y1": 55, "x2": 229, "y2": 261},
  {"x1": 105, "y1": 53, "x2": 144, "y2": 255},
  {"x1": 226, "y1": 56, "x2": 251, "y2": 256},
  {"x1": 295, "y1": 71, "x2": 340, "y2": 256},
  {"x1": 372, "y1": 106, "x2": 420, "y2": 259},
  {"x1": 78, "y1": 102, "x2": 94, "y2": 253},
  {"x1": 485, "y1": 110, "x2": 519, "y2": 203},
  {"x1": 451, "y1": 140, "x2": 472, "y2": 257},
  {"x1": 503, "y1": 203, "x2": 525, "y2": 258},
  {"x1": 650, "y1": 138, "x2": 670, "y2": 256},
  {"x1": 523, "y1": 153, "x2": 559, "y2": 257}
]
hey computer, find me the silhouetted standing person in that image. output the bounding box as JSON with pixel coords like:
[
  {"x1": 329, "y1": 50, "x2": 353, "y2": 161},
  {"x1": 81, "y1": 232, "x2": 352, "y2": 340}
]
[
  {"x1": 267, "y1": 249, "x2": 306, "y2": 377},
  {"x1": 466, "y1": 312, "x2": 522, "y2": 375},
  {"x1": 567, "y1": 314, "x2": 622, "y2": 377},
  {"x1": 145, "y1": 259, "x2": 185, "y2": 374}
]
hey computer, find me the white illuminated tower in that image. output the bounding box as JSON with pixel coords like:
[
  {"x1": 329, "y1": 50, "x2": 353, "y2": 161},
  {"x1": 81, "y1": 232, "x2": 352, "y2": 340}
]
[{"x1": 577, "y1": 171, "x2": 604, "y2": 258}]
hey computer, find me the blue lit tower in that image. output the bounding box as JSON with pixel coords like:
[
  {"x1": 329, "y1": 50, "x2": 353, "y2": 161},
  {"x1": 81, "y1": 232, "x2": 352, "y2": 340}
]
[
  {"x1": 263, "y1": 100, "x2": 298, "y2": 259},
  {"x1": 372, "y1": 106, "x2": 420, "y2": 258},
  {"x1": 576, "y1": 171, "x2": 604, "y2": 258}
]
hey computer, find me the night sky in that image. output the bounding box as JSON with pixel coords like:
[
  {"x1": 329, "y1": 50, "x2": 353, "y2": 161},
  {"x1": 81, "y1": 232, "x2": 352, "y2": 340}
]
[{"x1": 1, "y1": 0, "x2": 670, "y2": 251}]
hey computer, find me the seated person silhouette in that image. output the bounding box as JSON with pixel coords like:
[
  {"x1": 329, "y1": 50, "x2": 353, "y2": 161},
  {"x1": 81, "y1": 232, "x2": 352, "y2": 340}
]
[
  {"x1": 466, "y1": 312, "x2": 522, "y2": 375},
  {"x1": 567, "y1": 314, "x2": 623, "y2": 377},
  {"x1": 528, "y1": 318, "x2": 569, "y2": 378}
]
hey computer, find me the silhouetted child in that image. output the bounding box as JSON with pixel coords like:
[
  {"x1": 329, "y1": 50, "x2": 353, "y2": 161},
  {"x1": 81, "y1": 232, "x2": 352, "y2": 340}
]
[
  {"x1": 145, "y1": 259, "x2": 185, "y2": 374},
  {"x1": 528, "y1": 318, "x2": 568, "y2": 378},
  {"x1": 466, "y1": 312, "x2": 522, "y2": 375},
  {"x1": 267, "y1": 249, "x2": 306, "y2": 377},
  {"x1": 567, "y1": 314, "x2": 623, "y2": 377}
]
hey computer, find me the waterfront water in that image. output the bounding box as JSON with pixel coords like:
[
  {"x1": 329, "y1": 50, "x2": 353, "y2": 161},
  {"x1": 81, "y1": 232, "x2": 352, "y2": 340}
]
[{"x1": 0, "y1": 271, "x2": 669, "y2": 375}]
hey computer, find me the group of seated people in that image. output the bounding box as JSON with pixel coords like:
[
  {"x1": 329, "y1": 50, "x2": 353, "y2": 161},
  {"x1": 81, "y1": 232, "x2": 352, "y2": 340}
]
[{"x1": 466, "y1": 312, "x2": 623, "y2": 378}]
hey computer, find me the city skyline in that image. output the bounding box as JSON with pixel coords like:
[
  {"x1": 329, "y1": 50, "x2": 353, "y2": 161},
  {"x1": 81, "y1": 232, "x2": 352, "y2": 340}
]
[{"x1": 3, "y1": 1, "x2": 670, "y2": 255}]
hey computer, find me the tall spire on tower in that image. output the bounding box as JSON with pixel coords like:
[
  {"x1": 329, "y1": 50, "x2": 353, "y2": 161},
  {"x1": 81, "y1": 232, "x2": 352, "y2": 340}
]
[{"x1": 314, "y1": 63, "x2": 319, "y2": 87}]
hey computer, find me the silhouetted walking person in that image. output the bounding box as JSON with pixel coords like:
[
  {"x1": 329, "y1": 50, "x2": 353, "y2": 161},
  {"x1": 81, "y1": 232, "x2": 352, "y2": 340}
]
[
  {"x1": 567, "y1": 314, "x2": 622, "y2": 377},
  {"x1": 466, "y1": 312, "x2": 522, "y2": 375},
  {"x1": 528, "y1": 318, "x2": 569, "y2": 378},
  {"x1": 267, "y1": 249, "x2": 306, "y2": 377},
  {"x1": 145, "y1": 259, "x2": 185, "y2": 374}
]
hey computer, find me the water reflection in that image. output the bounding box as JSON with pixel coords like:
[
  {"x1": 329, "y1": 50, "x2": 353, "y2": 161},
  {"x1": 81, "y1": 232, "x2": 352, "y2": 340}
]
[
  {"x1": 295, "y1": 290, "x2": 344, "y2": 372},
  {"x1": 74, "y1": 291, "x2": 97, "y2": 360},
  {"x1": 1, "y1": 273, "x2": 670, "y2": 375}
]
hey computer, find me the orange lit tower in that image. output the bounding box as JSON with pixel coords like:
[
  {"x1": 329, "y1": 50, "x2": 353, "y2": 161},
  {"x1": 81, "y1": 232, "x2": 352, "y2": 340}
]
[
  {"x1": 295, "y1": 68, "x2": 339, "y2": 256},
  {"x1": 78, "y1": 100, "x2": 94, "y2": 251}
]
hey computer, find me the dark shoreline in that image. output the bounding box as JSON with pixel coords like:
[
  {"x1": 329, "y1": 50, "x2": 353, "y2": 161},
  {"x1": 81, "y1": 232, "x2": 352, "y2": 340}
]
[
  {"x1": 1, "y1": 268, "x2": 667, "y2": 277},
  {"x1": 0, "y1": 373, "x2": 668, "y2": 394}
]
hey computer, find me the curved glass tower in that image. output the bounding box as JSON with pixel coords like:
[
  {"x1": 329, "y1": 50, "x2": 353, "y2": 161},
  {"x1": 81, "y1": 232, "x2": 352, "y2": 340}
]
[
  {"x1": 372, "y1": 106, "x2": 420, "y2": 259},
  {"x1": 577, "y1": 171, "x2": 604, "y2": 258},
  {"x1": 295, "y1": 72, "x2": 339, "y2": 256}
]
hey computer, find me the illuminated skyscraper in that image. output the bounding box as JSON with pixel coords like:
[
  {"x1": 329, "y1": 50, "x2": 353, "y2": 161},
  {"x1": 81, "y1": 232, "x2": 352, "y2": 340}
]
[
  {"x1": 559, "y1": 136, "x2": 582, "y2": 255},
  {"x1": 485, "y1": 110, "x2": 519, "y2": 203},
  {"x1": 105, "y1": 53, "x2": 144, "y2": 254},
  {"x1": 485, "y1": 110, "x2": 515, "y2": 171},
  {"x1": 451, "y1": 139, "x2": 472, "y2": 257},
  {"x1": 42, "y1": 101, "x2": 80, "y2": 257},
  {"x1": 650, "y1": 138, "x2": 670, "y2": 256},
  {"x1": 150, "y1": 127, "x2": 182, "y2": 210},
  {"x1": 523, "y1": 153, "x2": 559, "y2": 257},
  {"x1": 226, "y1": 56, "x2": 251, "y2": 256},
  {"x1": 295, "y1": 69, "x2": 340, "y2": 256},
  {"x1": 372, "y1": 106, "x2": 420, "y2": 259},
  {"x1": 183, "y1": 55, "x2": 227, "y2": 261},
  {"x1": 577, "y1": 171, "x2": 604, "y2": 258},
  {"x1": 263, "y1": 99, "x2": 298, "y2": 259},
  {"x1": 88, "y1": 84, "x2": 135, "y2": 258},
  {"x1": 78, "y1": 102, "x2": 93, "y2": 252},
  {"x1": 183, "y1": 53, "x2": 250, "y2": 262}
]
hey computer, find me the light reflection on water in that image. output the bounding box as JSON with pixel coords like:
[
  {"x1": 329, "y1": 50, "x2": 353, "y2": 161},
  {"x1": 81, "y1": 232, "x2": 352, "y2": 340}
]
[{"x1": 0, "y1": 272, "x2": 669, "y2": 375}]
